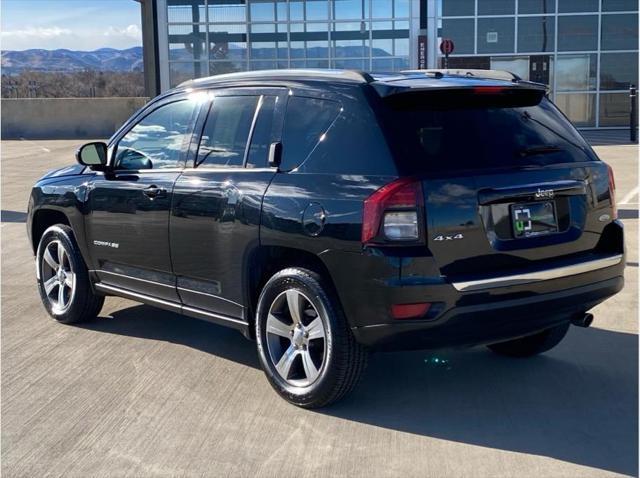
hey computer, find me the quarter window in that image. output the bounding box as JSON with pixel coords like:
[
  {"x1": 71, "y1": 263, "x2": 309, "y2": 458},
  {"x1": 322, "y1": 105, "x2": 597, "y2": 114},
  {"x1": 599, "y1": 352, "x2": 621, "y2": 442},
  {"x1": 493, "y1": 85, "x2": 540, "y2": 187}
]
[
  {"x1": 281, "y1": 96, "x2": 341, "y2": 170},
  {"x1": 197, "y1": 96, "x2": 259, "y2": 168},
  {"x1": 115, "y1": 100, "x2": 197, "y2": 170}
]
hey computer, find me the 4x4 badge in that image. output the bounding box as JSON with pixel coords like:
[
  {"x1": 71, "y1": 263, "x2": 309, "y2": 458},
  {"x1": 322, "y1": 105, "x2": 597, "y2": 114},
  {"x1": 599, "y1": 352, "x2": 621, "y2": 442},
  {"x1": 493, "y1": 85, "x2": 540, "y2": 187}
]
[{"x1": 433, "y1": 233, "x2": 464, "y2": 241}]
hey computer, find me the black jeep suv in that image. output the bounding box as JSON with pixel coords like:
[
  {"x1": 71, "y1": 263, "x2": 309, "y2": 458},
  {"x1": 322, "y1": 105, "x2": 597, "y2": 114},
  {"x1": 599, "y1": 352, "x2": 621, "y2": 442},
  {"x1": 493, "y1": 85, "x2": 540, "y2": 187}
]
[{"x1": 27, "y1": 69, "x2": 624, "y2": 408}]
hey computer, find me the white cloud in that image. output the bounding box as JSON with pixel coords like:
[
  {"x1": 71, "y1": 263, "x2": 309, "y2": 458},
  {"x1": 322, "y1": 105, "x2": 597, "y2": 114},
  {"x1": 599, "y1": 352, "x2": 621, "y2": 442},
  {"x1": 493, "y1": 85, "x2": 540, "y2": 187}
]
[
  {"x1": 1, "y1": 26, "x2": 73, "y2": 39},
  {"x1": 1, "y1": 24, "x2": 142, "y2": 51},
  {"x1": 104, "y1": 25, "x2": 141, "y2": 41}
]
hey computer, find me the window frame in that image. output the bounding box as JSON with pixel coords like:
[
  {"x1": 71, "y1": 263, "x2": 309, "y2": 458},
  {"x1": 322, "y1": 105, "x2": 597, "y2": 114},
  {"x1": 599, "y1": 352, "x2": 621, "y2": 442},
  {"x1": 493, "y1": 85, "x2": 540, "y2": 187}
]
[
  {"x1": 190, "y1": 86, "x2": 288, "y2": 170},
  {"x1": 109, "y1": 93, "x2": 202, "y2": 173}
]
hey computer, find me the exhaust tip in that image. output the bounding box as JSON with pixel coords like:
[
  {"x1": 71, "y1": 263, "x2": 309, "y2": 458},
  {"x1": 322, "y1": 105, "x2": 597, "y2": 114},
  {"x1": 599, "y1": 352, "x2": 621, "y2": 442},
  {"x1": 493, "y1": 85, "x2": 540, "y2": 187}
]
[{"x1": 572, "y1": 313, "x2": 594, "y2": 328}]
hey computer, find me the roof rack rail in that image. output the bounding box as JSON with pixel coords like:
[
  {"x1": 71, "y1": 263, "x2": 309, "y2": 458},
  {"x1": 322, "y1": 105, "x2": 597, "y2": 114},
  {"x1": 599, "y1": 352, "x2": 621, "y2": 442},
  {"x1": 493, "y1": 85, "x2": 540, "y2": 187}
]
[
  {"x1": 402, "y1": 69, "x2": 522, "y2": 82},
  {"x1": 177, "y1": 69, "x2": 374, "y2": 89}
]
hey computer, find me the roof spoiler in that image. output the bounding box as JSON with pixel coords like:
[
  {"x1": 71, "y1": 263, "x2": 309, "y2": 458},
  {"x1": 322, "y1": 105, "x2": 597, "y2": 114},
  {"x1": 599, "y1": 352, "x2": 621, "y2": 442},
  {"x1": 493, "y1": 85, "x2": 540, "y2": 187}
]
[{"x1": 402, "y1": 69, "x2": 523, "y2": 82}]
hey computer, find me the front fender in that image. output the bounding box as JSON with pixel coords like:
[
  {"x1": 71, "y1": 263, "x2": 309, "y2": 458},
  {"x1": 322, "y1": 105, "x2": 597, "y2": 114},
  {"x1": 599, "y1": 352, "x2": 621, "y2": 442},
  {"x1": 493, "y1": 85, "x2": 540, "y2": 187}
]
[{"x1": 28, "y1": 175, "x2": 92, "y2": 265}]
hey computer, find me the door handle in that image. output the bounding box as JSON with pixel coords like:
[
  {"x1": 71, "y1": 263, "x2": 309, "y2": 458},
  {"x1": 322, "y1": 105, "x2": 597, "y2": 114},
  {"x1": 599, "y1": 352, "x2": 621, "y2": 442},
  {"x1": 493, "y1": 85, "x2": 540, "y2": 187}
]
[{"x1": 143, "y1": 185, "x2": 166, "y2": 199}]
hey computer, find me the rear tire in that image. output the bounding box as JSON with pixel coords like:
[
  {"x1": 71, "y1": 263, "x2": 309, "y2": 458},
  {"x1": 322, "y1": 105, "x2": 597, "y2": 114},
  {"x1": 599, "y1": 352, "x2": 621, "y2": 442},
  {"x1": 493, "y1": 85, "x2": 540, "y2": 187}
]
[
  {"x1": 255, "y1": 267, "x2": 368, "y2": 408},
  {"x1": 487, "y1": 322, "x2": 570, "y2": 358},
  {"x1": 36, "y1": 225, "x2": 104, "y2": 324}
]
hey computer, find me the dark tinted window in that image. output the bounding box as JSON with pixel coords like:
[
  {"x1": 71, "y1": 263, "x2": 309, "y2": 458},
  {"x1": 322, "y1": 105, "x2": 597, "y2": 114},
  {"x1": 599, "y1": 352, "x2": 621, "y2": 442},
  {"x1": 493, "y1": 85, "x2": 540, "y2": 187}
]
[
  {"x1": 601, "y1": 13, "x2": 639, "y2": 50},
  {"x1": 115, "y1": 100, "x2": 197, "y2": 170},
  {"x1": 386, "y1": 95, "x2": 596, "y2": 173},
  {"x1": 198, "y1": 96, "x2": 258, "y2": 168},
  {"x1": 600, "y1": 53, "x2": 639, "y2": 90},
  {"x1": 477, "y1": 18, "x2": 515, "y2": 54},
  {"x1": 559, "y1": 0, "x2": 598, "y2": 12},
  {"x1": 281, "y1": 96, "x2": 341, "y2": 170},
  {"x1": 518, "y1": 0, "x2": 555, "y2": 14},
  {"x1": 246, "y1": 96, "x2": 278, "y2": 168},
  {"x1": 478, "y1": 0, "x2": 514, "y2": 15},
  {"x1": 442, "y1": 0, "x2": 474, "y2": 16},
  {"x1": 558, "y1": 16, "x2": 598, "y2": 51},
  {"x1": 518, "y1": 16, "x2": 555, "y2": 52},
  {"x1": 441, "y1": 19, "x2": 475, "y2": 55},
  {"x1": 602, "y1": 0, "x2": 638, "y2": 11}
]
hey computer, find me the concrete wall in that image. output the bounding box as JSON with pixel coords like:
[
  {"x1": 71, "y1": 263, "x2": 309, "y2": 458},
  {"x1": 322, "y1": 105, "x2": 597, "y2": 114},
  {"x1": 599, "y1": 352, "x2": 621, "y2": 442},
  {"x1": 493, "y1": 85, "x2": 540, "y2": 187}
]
[{"x1": 1, "y1": 97, "x2": 149, "y2": 140}]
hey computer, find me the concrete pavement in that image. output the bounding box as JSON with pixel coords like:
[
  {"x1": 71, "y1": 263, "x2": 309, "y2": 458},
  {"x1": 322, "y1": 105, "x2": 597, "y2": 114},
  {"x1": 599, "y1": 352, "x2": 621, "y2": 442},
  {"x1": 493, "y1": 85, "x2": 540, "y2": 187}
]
[{"x1": 1, "y1": 139, "x2": 637, "y2": 477}]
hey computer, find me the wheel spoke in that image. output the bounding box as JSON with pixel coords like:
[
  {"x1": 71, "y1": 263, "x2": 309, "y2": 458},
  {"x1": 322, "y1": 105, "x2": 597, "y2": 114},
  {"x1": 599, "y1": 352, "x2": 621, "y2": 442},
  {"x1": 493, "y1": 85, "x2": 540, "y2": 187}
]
[
  {"x1": 57, "y1": 281, "x2": 66, "y2": 306},
  {"x1": 44, "y1": 276, "x2": 58, "y2": 295},
  {"x1": 286, "y1": 290, "x2": 304, "y2": 325},
  {"x1": 57, "y1": 243, "x2": 66, "y2": 269},
  {"x1": 266, "y1": 314, "x2": 292, "y2": 338},
  {"x1": 301, "y1": 351, "x2": 319, "y2": 382},
  {"x1": 43, "y1": 246, "x2": 58, "y2": 269},
  {"x1": 306, "y1": 317, "x2": 325, "y2": 341},
  {"x1": 64, "y1": 272, "x2": 75, "y2": 288},
  {"x1": 275, "y1": 344, "x2": 298, "y2": 379}
]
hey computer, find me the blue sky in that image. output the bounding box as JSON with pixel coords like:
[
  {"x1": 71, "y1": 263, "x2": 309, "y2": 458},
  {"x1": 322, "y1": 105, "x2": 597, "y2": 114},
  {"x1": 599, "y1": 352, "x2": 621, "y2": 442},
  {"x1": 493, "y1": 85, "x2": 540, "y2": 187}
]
[{"x1": 1, "y1": 0, "x2": 142, "y2": 51}]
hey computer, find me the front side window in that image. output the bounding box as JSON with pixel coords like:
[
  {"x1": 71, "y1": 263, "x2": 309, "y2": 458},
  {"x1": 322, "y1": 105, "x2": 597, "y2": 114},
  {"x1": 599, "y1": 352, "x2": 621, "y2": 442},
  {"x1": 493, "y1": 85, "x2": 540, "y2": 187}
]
[
  {"x1": 115, "y1": 100, "x2": 197, "y2": 170},
  {"x1": 197, "y1": 95, "x2": 259, "y2": 168}
]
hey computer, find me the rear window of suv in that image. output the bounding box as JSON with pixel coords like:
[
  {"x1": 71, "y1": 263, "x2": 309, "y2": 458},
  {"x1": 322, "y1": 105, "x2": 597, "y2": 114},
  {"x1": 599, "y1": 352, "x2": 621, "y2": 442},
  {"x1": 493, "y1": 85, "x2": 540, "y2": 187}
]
[{"x1": 385, "y1": 92, "x2": 597, "y2": 173}]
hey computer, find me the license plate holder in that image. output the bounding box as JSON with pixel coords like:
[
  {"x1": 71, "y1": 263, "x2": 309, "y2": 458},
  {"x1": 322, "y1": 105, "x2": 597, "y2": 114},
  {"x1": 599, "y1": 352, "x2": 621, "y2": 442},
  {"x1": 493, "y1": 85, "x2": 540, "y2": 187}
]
[{"x1": 511, "y1": 201, "x2": 558, "y2": 238}]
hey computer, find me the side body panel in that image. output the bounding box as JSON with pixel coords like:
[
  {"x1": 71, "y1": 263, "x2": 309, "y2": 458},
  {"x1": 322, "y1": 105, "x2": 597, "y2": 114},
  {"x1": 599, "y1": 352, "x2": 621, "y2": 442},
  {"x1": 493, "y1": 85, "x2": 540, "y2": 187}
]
[
  {"x1": 170, "y1": 87, "x2": 287, "y2": 319},
  {"x1": 85, "y1": 170, "x2": 182, "y2": 300}
]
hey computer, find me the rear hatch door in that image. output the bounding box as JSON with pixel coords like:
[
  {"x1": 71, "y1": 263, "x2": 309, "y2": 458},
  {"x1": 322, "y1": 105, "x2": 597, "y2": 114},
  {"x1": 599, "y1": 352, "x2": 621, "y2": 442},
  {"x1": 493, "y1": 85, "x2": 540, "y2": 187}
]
[{"x1": 380, "y1": 84, "x2": 615, "y2": 280}]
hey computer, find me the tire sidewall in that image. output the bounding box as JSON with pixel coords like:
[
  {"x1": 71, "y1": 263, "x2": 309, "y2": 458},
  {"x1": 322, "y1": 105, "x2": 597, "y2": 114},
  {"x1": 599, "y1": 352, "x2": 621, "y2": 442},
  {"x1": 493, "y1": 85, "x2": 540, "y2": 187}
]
[
  {"x1": 36, "y1": 225, "x2": 89, "y2": 323},
  {"x1": 255, "y1": 269, "x2": 339, "y2": 404}
]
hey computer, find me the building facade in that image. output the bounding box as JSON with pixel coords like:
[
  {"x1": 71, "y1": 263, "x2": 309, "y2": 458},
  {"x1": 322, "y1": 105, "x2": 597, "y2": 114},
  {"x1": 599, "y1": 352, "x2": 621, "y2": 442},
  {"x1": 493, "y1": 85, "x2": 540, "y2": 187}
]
[{"x1": 139, "y1": 0, "x2": 639, "y2": 128}]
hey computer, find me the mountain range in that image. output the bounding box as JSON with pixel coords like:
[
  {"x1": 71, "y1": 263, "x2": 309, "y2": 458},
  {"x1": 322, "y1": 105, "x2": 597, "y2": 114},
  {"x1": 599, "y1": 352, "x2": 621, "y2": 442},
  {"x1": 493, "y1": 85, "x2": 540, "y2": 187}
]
[{"x1": 1, "y1": 47, "x2": 144, "y2": 74}]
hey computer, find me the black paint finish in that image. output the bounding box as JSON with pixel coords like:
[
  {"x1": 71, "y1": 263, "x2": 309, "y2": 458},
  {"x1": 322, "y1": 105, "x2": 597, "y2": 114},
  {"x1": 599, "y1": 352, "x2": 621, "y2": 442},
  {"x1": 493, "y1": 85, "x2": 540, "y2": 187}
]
[{"x1": 26, "y1": 71, "x2": 625, "y2": 350}]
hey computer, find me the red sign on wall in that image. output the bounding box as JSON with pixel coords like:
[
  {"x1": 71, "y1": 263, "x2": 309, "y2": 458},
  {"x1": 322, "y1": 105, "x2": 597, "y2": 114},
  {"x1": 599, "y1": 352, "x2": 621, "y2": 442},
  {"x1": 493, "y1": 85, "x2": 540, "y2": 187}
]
[{"x1": 440, "y1": 38, "x2": 455, "y2": 56}]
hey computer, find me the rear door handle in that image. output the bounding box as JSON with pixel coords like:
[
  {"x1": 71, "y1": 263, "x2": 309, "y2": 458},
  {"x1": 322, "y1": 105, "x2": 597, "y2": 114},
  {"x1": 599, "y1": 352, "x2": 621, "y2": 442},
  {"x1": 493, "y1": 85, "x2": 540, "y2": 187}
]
[{"x1": 143, "y1": 185, "x2": 166, "y2": 199}]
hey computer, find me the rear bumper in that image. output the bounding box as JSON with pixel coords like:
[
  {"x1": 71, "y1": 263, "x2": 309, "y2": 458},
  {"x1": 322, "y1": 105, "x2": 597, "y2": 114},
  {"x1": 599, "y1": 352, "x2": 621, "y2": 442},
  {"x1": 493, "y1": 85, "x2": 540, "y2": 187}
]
[
  {"x1": 352, "y1": 275, "x2": 623, "y2": 350},
  {"x1": 321, "y1": 247, "x2": 625, "y2": 351}
]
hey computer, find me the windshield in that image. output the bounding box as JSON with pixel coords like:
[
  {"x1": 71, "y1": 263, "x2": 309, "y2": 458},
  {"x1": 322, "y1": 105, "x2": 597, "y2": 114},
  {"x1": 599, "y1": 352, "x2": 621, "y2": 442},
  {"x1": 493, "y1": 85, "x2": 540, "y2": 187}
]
[{"x1": 385, "y1": 96, "x2": 597, "y2": 173}]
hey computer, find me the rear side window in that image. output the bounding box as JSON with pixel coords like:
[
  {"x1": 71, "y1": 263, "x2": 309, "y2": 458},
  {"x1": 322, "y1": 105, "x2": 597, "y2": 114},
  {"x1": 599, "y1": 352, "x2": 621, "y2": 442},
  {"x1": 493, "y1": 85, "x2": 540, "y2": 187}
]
[
  {"x1": 386, "y1": 95, "x2": 597, "y2": 173},
  {"x1": 246, "y1": 96, "x2": 278, "y2": 168},
  {"x1": 281, "y1": 96, "x2": 341, "y2": 170},
  {"x1": 198, "y1": 96, "x2": 258, "y2": 168}
]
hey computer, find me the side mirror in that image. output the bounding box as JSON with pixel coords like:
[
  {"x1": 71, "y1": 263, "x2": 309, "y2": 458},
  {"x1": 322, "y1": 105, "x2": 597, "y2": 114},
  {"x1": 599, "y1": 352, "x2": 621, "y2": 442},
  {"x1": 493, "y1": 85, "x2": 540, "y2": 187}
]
[
  {"x1": 76, "y1": 142, "x2": 108, "y2": 170},
  {"x1": 268, "y1": 141, "x2": 282, "y2": 168}
]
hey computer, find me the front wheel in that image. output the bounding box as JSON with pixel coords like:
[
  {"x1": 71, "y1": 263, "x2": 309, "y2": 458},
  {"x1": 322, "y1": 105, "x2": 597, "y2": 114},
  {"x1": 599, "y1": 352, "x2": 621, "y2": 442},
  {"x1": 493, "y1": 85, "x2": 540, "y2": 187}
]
[
  {"x1": 255, "y1": 267, "x2": 367, "y2": 408},
  {"x1": 487, "y1": 322, "x2": 571, "y2": 358},
  {"x1": 36, "y1": 225, "x2": 104, "y2": 324}
]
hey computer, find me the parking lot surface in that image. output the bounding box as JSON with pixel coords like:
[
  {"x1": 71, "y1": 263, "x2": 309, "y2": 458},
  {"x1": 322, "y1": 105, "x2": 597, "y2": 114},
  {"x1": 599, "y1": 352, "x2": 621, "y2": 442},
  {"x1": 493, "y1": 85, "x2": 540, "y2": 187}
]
[{"x1": 1, "y1": 139, "x2": 638, "y2": 477}]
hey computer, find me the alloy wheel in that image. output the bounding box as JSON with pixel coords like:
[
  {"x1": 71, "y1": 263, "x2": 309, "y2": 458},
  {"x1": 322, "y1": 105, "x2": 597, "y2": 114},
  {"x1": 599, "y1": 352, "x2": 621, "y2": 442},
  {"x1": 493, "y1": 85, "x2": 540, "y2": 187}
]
[
  {"x1": 41, "y1": 240, "x2": 76, "y2": 314},
  {"x1": 265, "y1": 289, "x2": 327, "y2": 387}
]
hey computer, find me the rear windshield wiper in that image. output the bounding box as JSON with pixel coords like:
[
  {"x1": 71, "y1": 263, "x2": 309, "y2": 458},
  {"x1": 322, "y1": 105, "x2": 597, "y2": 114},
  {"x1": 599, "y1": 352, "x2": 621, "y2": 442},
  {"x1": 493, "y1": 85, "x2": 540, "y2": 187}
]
[{"x1": 517, "y1": 145, "x2": 564, "y2": 158}]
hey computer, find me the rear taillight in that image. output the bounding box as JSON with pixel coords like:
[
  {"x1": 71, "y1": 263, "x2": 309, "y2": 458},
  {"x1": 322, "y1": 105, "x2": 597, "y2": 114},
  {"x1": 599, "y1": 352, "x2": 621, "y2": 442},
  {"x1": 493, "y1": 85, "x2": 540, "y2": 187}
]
[
  {"x1": 607, "y1": 164, "x2": 617, "y2": 219},
  {"x1": 362, "y1": 178, "x2": 423, "y2": 244}
]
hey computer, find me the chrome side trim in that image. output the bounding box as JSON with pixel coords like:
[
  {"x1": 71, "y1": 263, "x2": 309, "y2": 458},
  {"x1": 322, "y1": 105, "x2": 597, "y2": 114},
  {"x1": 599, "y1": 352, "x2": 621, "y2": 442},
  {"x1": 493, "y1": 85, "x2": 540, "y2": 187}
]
[
  {"x1": 95, "y1": 283, "x2": 180, "y2": 309},
  {"x1": 452, "y1": 254, "x2": 623, "y2": 292},
  {"x1": 177, "y1": 286, "x2": 243, "y2": 307},
  {"x1": 92, "y1": 270, "x2": 176, "y2": 289},
  {"x1": 94, "y1": 282, "x2": 248, "y2": 328},
  {"x1": 182, "y1": 305, "x2": 247, "y2": 326}
]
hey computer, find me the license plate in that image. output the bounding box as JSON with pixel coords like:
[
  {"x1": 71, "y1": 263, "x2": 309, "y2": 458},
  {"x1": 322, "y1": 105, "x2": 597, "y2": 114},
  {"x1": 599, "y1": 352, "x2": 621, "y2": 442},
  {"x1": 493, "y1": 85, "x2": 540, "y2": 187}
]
[{"x1": 511, "y1": 201, "x2": 558, "y2": 238}]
